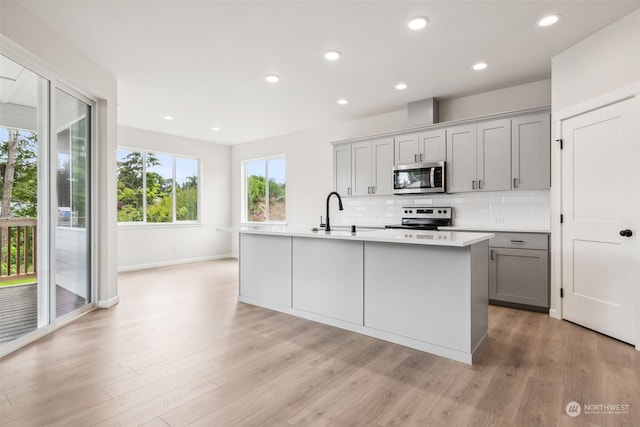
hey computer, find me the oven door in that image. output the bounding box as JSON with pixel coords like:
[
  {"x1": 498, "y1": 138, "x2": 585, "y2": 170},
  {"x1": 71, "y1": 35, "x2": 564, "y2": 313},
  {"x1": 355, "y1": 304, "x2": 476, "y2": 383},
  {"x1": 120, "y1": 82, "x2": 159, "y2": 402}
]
[{"x1": 393, "y1": 161, "x2": 445, "y2": 194}]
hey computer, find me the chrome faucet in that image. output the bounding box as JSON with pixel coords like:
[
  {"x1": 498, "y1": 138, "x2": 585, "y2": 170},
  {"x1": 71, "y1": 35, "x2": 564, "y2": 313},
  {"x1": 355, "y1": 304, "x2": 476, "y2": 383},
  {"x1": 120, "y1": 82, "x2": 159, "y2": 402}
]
[{"x1": 325, "y1": 191, "x2": 343, "y2": 232}]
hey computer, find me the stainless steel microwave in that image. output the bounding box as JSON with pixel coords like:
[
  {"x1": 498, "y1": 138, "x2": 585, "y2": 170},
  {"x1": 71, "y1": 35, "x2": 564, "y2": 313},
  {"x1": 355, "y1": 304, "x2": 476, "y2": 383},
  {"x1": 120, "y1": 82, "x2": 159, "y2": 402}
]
[{"x1": 392, "y1": 161, "x2": 446, "y2": 194}]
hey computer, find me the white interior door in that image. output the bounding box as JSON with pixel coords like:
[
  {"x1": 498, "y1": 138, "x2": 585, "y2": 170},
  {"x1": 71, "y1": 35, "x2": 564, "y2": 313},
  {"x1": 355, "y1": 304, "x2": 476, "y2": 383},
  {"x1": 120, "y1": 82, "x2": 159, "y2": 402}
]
[{"x1": 561, "y1": 97, "x2": 638, "y2": 344}]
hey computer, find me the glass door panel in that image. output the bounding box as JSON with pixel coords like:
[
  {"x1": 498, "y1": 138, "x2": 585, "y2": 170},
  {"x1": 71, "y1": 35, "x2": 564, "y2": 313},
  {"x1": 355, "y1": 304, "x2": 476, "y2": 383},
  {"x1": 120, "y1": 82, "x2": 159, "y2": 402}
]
[
  {"x1": 54, "y1": 88, "x2": 91, "y2": 318},
  {"x1": 0, "y1": 55, "x2": 49, "y2": 346}
]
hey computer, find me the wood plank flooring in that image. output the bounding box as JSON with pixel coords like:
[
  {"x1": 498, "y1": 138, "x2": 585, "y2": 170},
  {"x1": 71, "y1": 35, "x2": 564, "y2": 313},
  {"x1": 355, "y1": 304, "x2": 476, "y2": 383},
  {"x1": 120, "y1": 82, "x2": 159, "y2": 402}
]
[{"x1": 1, "y1": 259, "x2": 638, "y2": 426}]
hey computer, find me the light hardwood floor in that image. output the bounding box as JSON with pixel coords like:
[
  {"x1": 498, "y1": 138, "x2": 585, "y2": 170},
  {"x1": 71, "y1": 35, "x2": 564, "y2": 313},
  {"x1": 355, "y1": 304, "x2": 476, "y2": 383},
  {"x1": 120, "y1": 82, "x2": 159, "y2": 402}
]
[{"x1": 1, "y1": 259, "x2": 638, "y2": 426}]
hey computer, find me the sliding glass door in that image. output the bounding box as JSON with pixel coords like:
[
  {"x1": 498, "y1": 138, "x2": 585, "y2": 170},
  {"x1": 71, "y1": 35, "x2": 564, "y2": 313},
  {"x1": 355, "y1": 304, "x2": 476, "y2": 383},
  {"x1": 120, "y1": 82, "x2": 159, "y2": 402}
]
[{"x1": 0, "y1": 53, "x2": 95, "y2": 351}]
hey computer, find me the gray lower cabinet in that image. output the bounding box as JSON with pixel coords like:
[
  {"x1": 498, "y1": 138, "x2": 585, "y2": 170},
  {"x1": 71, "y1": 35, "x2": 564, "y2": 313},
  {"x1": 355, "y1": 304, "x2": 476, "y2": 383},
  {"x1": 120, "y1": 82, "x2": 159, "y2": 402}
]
[
  {"x1": 292, "y1": 237, "x2": 364, "y2": 325},
  {"x1": 239, "y1": 233, "x2": 292, "y2": 307},
  {"x1": 489, "y1": 232, "x2": 549, "y2": 311}
]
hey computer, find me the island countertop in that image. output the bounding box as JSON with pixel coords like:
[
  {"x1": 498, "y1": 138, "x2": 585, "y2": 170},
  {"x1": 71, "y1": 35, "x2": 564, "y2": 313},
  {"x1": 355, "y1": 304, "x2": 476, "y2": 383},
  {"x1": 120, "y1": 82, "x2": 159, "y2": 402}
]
[{"x1": 219, "y1": 225, "x2": 494, "y2": 247}]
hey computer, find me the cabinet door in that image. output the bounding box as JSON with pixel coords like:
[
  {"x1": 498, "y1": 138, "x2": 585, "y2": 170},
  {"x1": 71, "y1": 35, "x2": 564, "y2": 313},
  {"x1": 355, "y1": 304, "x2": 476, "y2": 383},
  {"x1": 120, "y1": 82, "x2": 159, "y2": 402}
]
[
  {"x1": 477, "y1": 119, "x2": 511, "y2": 191},
  {"x1": 419, "y1": 129, "x2": 446, "y2": 163},
  {"x1": 333, "y1": 144, "x2": 351, "y2": 197},
  {"x1": 489, "y1": 248, "x2": 549, "y2": 308},
  {"x1": 371, "y1": 138, "x2": 394, "y2": 195},
  {"x1": 292, "y1": 238, "x2": 363, "y2": 325},
  {"x1": 512, "y1": 113, "x2": 550, "y2": 190},
  {"x1": 394, "y1": 133, "x2": 420, "y2": 164},
  {"x1": 240, "y1": 234, "x2": 292, "y2": 307},
  {"x1": 351, "y1": 141, "x2": 372, "y2": 196},
  {"x1": 446, "y1": 124, "x2": 477, "y2": 193}
]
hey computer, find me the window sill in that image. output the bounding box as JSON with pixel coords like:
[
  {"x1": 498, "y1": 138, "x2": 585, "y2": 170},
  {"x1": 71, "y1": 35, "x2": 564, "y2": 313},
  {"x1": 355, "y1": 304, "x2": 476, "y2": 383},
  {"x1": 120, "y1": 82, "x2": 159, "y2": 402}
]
[
  {"x1": 118, "y1": 222, "x2": 205, "y2": 229},
  {"x1": 241, "y1": 222, "x2": 287, "y2": 227}
]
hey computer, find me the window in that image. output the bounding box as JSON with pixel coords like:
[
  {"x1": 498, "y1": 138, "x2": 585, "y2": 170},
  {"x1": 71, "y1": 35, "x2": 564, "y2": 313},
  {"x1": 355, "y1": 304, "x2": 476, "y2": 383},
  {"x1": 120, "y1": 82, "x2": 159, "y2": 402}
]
[
  {"x1": 244, "y1": 156, "x2": 286, "y2": 223},
  {"x1": 117, "y1": 149, "x2": 199, "y2": 223}
]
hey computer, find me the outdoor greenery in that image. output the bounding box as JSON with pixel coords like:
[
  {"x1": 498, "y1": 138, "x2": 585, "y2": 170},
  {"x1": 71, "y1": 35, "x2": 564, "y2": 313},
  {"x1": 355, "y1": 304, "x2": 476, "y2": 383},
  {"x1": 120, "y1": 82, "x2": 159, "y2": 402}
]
[
  {"x1": 1, "y1": 129, "x2": 38, "y2": 278},
  {"x1": 247, "y1": 175, "x2": 286, "y2": 222},
  {"x1": 117, "y1": 151, "x2": 198, "y2": 222},
  {"x1": 0, "y1": 130, "x2": 38, "y2": 218}
]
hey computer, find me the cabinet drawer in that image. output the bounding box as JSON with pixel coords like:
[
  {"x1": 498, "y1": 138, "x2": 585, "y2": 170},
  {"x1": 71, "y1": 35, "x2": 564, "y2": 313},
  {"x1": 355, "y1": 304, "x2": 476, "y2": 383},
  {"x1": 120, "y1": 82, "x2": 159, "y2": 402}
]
[{"x1": 490, "y1": 232, "x2": 548, "y2": 250}]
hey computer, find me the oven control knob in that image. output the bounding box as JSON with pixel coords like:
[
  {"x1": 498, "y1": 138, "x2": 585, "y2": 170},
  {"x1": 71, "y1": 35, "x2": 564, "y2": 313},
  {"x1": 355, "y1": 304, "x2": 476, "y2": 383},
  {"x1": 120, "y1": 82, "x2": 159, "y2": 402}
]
[{"x1": 438, "y1": 210, "x2": 442, "y2": 214}]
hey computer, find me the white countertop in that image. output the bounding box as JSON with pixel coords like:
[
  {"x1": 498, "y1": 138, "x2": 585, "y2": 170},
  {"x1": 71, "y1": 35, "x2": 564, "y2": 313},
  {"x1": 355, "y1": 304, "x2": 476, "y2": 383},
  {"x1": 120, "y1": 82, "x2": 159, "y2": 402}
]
[
  {"x1": 219, "y1": 226, "x2": 494, "y2": 247},
  {"x1": 439, "y1": 226, "x2": 550, "y2": 234}
]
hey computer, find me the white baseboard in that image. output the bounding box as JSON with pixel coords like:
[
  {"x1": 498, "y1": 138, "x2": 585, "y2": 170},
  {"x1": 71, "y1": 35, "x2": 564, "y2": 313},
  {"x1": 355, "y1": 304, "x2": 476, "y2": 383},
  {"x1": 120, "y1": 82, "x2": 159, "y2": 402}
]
[
  {"x1": 97, "y1": 295, "x2": 120, "y2": 308},
  {"x1": 117, "y1": 254, "x2": 235, "y2": 272}
]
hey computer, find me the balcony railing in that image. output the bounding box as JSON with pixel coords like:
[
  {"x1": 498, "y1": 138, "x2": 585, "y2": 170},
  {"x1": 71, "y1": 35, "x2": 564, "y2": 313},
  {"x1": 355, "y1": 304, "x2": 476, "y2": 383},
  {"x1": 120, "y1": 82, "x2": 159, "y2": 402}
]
[{"x1": 0, "y1": 218, "x2": 37, "y2": 283}]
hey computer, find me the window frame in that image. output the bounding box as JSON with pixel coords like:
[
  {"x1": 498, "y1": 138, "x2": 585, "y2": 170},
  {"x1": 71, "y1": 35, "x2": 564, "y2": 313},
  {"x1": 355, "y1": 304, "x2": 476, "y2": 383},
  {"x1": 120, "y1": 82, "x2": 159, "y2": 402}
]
[
  {"x1": 242, "y1": 155, "x2": 286, "y2": 224},
  {"x1": 117, "y1": 147, "x2": 201, "y2": 225}
]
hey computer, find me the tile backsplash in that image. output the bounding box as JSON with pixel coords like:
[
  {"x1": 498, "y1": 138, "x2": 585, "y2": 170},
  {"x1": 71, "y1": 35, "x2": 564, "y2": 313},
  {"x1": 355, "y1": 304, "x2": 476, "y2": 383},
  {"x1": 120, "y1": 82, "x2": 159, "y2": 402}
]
[{"x1": 332, "y1": 189, "x2": 550, "y2": 230}]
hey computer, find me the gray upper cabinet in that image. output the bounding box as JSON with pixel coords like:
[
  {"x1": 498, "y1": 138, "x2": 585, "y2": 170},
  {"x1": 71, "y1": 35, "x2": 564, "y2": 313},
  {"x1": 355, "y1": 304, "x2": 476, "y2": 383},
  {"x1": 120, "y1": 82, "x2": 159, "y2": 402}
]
[
  {"x1": 447, "y1": 120, "x2": 511, "y2": 193},
  {"x1": 477, "y1": 119, "x2": 512, "y2": 192},
  {"x1": 371, "y1": 138, "x2": 394, "y2": 195},
  {"x1": 351, "y1": 141, "x2": 372, "y2": 196},
  {"x1": 334, "y1": 107, "x2": 550, "y2": 195},
  {"x1": 336, "y1": 137, "x2": 394, "y2": 197},
  {"x1": 511, "y1": 113, "x2": 551, "y2": 190},
  {"x1": 394, "y1": 130, "x2": 446, "y2": 165},
  {"x1": 333, "y1": 144, "x2": 351, "y2": 197},
  {"x1": 394, "y1": 133, "x2": 420, "y2": 164},
  {"x1": 446, "y1": 124, "x2": 478, "y2": 193},
  {"x1": 420, "y1": 129, "x2": 446, "y2": 163}
]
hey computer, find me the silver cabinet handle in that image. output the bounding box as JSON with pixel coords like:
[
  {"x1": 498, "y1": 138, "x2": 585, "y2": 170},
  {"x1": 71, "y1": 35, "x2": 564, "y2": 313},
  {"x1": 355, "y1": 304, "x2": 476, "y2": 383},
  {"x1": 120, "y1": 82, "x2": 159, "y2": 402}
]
[
  {"x1": 513, "y1": 178, "x2": 519, "y2": 188},
  {"x1": 490, "y1": 250, "x2": 495, "y2": 260},
  {"x1": 372, "y1": 186, "x2": 376, "y2": 194},
  {"x1": 472, "y1": 180, "x2": 476, "y2": 190},
  {"x1": 511, "y1": 240, "x2": 524, "y2": 244},
  {"x1": 419, "y1": 153, "x2": 424, "y2": 162},
  {"x1": 478, "y1": 180, "x2": 483, "y2": 189},
  {"x1": 347, "y1": 187, "x2": 351, "y2": 195},
  {"x1": 414, "y1": 154, "x2": 418, "y2": 162}
]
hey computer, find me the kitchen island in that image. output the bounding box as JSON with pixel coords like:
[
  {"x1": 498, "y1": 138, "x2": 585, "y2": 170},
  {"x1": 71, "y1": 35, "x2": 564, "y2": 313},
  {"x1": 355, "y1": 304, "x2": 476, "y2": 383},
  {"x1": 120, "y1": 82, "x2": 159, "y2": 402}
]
[{"x1": 223, "y1": 226, "x2": 493, "y2": 364}]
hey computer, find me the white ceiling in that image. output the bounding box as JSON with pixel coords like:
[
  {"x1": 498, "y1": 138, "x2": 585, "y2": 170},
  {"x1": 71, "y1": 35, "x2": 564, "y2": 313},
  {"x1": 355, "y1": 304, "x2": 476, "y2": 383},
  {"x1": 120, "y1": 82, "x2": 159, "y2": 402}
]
[{"x1": 12, "y1": 1, "x2": 640, "y2": 145}]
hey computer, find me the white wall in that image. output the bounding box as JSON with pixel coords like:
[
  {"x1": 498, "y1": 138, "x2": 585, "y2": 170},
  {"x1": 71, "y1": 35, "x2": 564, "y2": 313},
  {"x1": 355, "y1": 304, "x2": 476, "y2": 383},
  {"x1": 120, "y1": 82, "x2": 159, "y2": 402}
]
[
  {"x1": 1, "y1": 2, "x2": 119, "y2": 308},
  {"x1": 439, "y1": 80, "x2": 551, "y2": 122},
  {"x1": 117, "y1": 126, "x2": 232, "y2": 270},
  {"x1": 230, "y1": 79, "x2": 551, "y2": 254},
  {"x1": 552, "y1": 9, "x2": 640, "y2": 113}
]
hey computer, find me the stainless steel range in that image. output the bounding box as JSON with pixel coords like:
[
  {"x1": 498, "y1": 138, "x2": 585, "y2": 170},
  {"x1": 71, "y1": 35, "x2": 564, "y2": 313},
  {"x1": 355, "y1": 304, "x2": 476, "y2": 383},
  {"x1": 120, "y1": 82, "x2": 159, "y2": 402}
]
[{"x1": 385, "y1": 206, "x2": 453, "y2": 230}]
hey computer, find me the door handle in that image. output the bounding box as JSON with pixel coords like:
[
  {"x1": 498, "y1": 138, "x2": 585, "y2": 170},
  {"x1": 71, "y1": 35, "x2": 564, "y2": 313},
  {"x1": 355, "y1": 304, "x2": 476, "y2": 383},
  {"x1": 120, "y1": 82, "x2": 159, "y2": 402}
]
[{"x1": 619, "y1": 229, "x2": 633, "y2": 237}]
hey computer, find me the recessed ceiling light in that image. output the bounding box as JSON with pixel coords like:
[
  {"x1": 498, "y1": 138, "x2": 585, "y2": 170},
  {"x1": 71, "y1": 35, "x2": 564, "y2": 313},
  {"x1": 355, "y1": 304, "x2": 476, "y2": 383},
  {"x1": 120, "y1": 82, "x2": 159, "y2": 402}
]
[
  {"x1": 472, "y1": 62, "x2": 488, "y2": 71},
  {"x1": 324, "y1": 50, "x2": 341, "y2": 61},
  {"x1": 337, "y1": 98, "x2": 350, "y2": 105},
  {"x1": 538, "y1": 14, "x2": 560, "y2": 27},
  {"x1": 163, "y1": 116, "x2": 174, "y2": 121},
  {"x1": 265, "y1": 74, "x2": 280, "y2": 83},
  {"x1": 407, "y1": 16, "x2": 428, "y2": 30},
  {"x1": 212, "y1": 127, "x2": 220, "y2": 131},
  {"x1": 395, "y1": 83, "x2": 408, "y2": 91}
]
